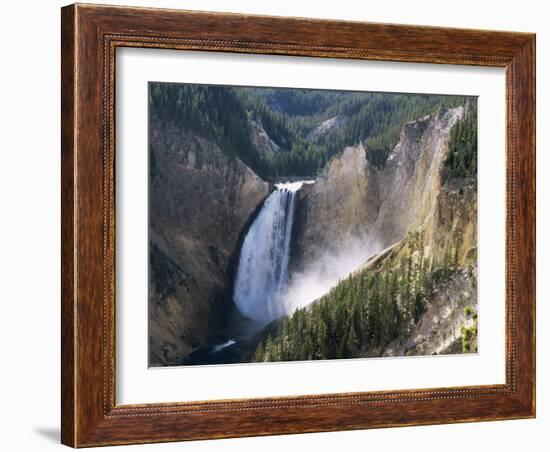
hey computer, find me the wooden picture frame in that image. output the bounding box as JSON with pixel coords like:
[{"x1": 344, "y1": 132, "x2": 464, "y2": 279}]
[{"x1": 61, "y1": 3, "x2": 536, "y2": 447}]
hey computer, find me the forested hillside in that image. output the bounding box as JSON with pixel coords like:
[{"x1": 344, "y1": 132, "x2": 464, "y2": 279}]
[
  {"x1": 267, "y1": 90, "x2": 468, "y2": 167},
  {"x1": 255, "y1": 233, "x2": 477, "y2": 362},
  {"x1": 149, "y1": 82, "x2": 477, "y2": 366},
  {"x1": 253, "y1": 105, "x2": 479, "y2": 362},
  {"x1": 444, "y1": 102, "x2": 478, "y2": 179},
  {"x1": 149, "y1": 82, "x2": 469, "y2": 179}
]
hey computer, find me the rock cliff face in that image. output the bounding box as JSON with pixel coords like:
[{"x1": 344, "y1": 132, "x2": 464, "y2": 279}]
[
  {"x1": 149, "y1": 102, "x2": 477, "y2": 365},
  {"x1": 375, "y1": 107, "x2": 464, "y2": 247},
  {"x1": 291, "y1": 143, "x2": 380, "y2": 269},
  {"x1": 356, "y1": 230, "x2": 478, "y2": 357},
  {"x1": 290, "y1": 106, "x2": 477, "y2": 356},
  {"x1": 292, "y1": 106, "x2": 467, "y2": 271},
  {"x1": 149, "y1": 118, "x2": 269, "y2": 366},
  {"x1": 382, "y1": 267, "x2": 477, "y2": 356},
  {"x1": 249, "y1": 118, "x2": 280, "y2": 156},
  {"x1": 306, "y1": 115, "x2": 346, "y2": 142}
]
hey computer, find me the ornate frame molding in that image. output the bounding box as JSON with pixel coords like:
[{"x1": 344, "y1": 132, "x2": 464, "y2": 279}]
[{"x1": 61, "y1": 4, "x2": 535, "y2": 447}]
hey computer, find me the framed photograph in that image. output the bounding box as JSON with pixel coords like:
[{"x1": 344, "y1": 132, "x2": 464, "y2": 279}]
[{"x1": 61, "y1": 3, "x2": 535, "y2": 447}]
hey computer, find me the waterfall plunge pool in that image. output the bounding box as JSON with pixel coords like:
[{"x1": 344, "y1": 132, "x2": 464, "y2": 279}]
[{"x1": 181, "y1": 180, "x2": 316, "y2": 366}]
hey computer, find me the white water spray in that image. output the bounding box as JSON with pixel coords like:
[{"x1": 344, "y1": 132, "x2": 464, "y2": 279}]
[{"x1": 233, "y1": 181, "x2": 312, "y2": 323}]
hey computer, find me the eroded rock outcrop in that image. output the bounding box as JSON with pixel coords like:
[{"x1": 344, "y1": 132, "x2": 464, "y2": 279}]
[
  {"x1": 382, "y1": 267, "x2": 477, "y2": 356},
  {"x1": 375, "y1": 107, "x2": 464, "y2": 247},
  {"x1": 149, "y1": 119, "x2": 269, "y2": 366},
  {"x1": 249, "y1": 118, "x2": 280, "y2": 157},
  {"x1": 291, "y1": 143, "x2": 380, "y2": 270},
  {"x1": 306, "y1": 115, "x2": 346, "y2": 142},
  {"x1": 289, "y1": 106, "x2": 477, "y2": 357},
  {"x1": 292, "y1": 106, "x2": 467, "y2": 272},
  {"x1": 150, "y1": 102, "x2": 477, "y2": 364}
]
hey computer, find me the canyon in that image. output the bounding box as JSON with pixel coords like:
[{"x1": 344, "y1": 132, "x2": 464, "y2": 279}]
[
  {"x1": 148, "y1": 119, "x2": 269, "y2": 366},
  {"x1": 149, "y1": 93, "x2": 477, "y2": 365}
]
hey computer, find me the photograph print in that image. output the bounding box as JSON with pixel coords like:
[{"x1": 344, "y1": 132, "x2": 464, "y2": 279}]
[{"x1": 148, "y1": 82, "x2": 478, "y2": 367}]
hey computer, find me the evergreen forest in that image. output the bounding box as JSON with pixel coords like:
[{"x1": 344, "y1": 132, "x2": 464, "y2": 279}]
[
  {"x1": 149, "y1": 82, "x2": 472, "y2": 179},
  {"x1": 254, "y1": 235, "x2": 477, "y2": 362}
]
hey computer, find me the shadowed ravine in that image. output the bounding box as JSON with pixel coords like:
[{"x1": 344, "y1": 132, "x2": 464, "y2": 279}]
[{"x1": 183, "y1": 181, "x2": 313, "y2": 365}]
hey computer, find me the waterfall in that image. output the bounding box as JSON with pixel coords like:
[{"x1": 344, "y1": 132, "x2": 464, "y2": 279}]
[{"x1": 233, "y1": 181, "x2": 312, "y2": 323}]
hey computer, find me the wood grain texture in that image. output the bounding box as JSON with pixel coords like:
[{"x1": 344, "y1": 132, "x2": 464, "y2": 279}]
[
  {"x1": 60, "y1": 3, "x2": 536, "y2": 447},
  {"x1": 60, "y1": 5, "x2": 76, "y2": 447}
]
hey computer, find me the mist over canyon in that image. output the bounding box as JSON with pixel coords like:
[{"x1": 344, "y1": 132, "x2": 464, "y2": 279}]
[{"x1": 148, "y1": 83, "x2": 478, "y2": 366}]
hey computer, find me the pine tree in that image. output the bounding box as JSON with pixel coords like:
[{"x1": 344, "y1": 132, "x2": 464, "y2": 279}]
[
  {"x1": 347, "y1": 323, "x2": 360, "y2": 356},
  {"x1": 317, "y1": 319, "x2": 329, "y2": 359},
  {"x1": 367, "y1": 275, "x2": 381, "y2": 346},
  {"x1": 254, "y1": 342, "x2": 265, "y2": 362}
]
